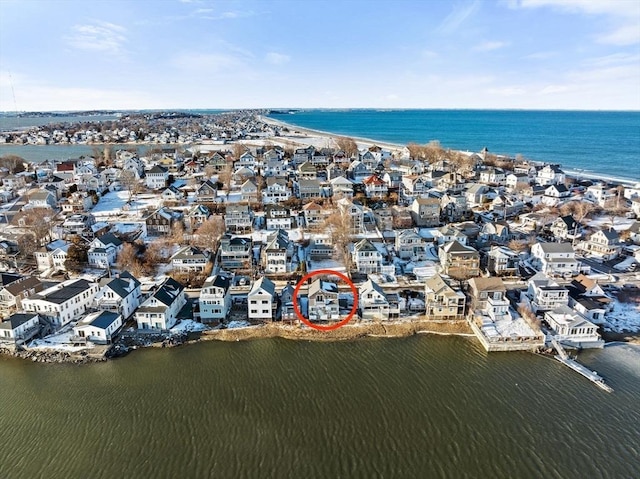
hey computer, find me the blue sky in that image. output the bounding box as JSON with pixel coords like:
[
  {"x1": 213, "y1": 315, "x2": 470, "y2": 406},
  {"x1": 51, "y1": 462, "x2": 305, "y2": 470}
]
[{"x1": 0, "y1": 0, "x2": 639, "y2": 111}]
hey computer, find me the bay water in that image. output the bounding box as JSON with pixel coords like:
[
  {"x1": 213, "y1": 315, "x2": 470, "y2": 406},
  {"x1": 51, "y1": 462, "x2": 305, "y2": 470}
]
[{"x1": 1, "y1": 336, "x2": 639, "y2": 478}]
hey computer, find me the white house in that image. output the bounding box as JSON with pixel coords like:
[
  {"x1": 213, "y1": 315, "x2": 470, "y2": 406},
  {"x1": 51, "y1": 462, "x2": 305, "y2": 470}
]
[
  {"x1": 359, "y1": 279, "x2": 399, "y2": 321},
  {"x1": 145, "y1": 165, "x2": 169, "y2": 190},
  {"x1": 536, "y1": 164, "x2": 565, "y2": 186},
  {"x1": 262, "y1": 230, "x2": 290, "y2": 274},
  {"x1": 22, "y1": 278, "x2": 99, "y2": 329},
  {"x1": 199, "y1": 274, "x2": 231, "y2": 323},
  {"x1": 544, "y1": 306, "x2": 604, "y2": 348},
  {"x1": 247, "y1": 277, "x2": 276, "y2": 320},
  {"x1": 530, "y1": 242, "x2": 580, "y2": 277},
  {"x1": 0, "y1": 313, "x2": 40, "y2": 346},
  {"x1": 265, "y1": 204, "x2": 293, "y2": 230},
  {"x1": 73, "y1": 311, "x2": 122, "y2": 344},
  {"x1": 170, "y1": 246, "x2": 210, "y2": 272},
  {"x1": 308, "y1": 278, "x2": 340, "y2": 321},
  {"x1": 262, "y1": 178, "x2": 291, "y2": 204},
  {"x1": 522, "y1": 272, "x2": 569, "y2": 314},
  {"x1": 395, "y1": 229, "x2": 427, "y2": 261},
  {"x1": 93, "y1": 272, "x2": 141, "y2": 320},
  {"x1": 135, "y1": 277, "x2": 186, "y2": 330},
  {"x1": 352, "y1": 239, "x2": 383, "y2": 274},
  {"x1": 87, "y1": 232, "x2": 123, "y2": 267}
]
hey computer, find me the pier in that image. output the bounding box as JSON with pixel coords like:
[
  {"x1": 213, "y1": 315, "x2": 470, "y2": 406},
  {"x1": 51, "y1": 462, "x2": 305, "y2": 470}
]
[{"x1": 551, "y1": 339, "x2": 613, "y2": 393}]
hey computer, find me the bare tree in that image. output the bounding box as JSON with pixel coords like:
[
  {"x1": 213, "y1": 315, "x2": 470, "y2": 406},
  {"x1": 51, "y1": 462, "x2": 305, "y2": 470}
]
[
  {"x1": 19, "y1": 208, "x2": 54, "y2": 246},
  {"x1": 0, "y1": 155, "x2": 26, "y2": 173},
  {"x1": 233, "y1": 143, "x2": 247, "y2": 160},
  {"x1": 119, "y1": 170, "x2": 141, "y2": 203},
  {"x1": 336, "y1": 137, "x2": 358, "y2": 158},
  {"x1": 508, "y1": 239, "x2": 528, "y2": 253},
  {"x1": 192, "y1": 216, "x2": 225, "y2": 251},
  {"x1": 17, "y1": 232, "x2": 38, "y2": 258},
  {"x1": 323, "y1": 210, "x2": 352, "y2": 263}
]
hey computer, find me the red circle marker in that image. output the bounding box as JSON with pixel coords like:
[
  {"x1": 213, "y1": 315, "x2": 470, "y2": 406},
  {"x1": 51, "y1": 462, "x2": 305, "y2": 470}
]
[{"x1": 292, "y1": 269, "x2": 358, "y2": 331}]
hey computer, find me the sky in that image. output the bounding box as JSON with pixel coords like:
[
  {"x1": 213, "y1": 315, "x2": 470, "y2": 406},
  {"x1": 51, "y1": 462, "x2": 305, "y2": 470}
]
[{"x1": 0, "y1": 0, "x2": 639, "y2": 111}]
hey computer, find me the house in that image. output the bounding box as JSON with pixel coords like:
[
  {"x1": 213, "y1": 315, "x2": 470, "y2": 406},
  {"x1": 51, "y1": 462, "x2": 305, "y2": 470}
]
[
  {"x1": 536, "y1": 164, "x2": 565, "y2": 186},
  {"x1": 486, "y1": 245, "x2": 519, "y2": 276},
  {"x1": 238, "y1": 179, "x2": 257, "y2": 203},
  {"x1": 297, "y1": 161, "x2": 317, "y2": 180},
  {"x1": 263, "y1": 152, "x2": 286, "y2": 178},
  {"x1": 440, "y1": 193, "x2": 468, "y2": 222},
  {"x1": 161, "y1": 186, "x2": 185, "y2": 204},
  {"x1": 171, "y1": 246, "x2": 210, "y2": 272},
  {"x1": 359, "y1": 279, "x2": 400, "y2": 321},
  {"x1": 145, "y1": 207, "x2": 183, "y2": 236},
  {"x1": 265, "y1": 204, "x2": 293, "y2": 230},
  {"x1": 308, "y1": 278, "x2": 340, "y2": 321},
  {"x1": 233, "y1": 166, "x2": 256, "y2": 183},
  {"x1": 73, "y1": 311, "x2": 122, "y2": 344},
  {"x1": 395, "y1": 229, "x2": 427, "y2": 261},
  {"x1": 522, "y1": 272, "x2": 569, "y2": 314},
  {"x1": 506, "y1": 173, "x2": 529, "y2": 192},
  {"x1": 135, "y1": 277, "x2": 186, "y2": 330},
  {"x1": 224, "y1": 204, "x2": 253, "y2": 233},
  {"x1": 297, "y1": 179, "x2": 322, "y2": 199},
  {"x1": 438, "y1": 241, "x2": 480, "y2": 278},
  {"x1": 582, "y1": 229, "x2": 621, "y2": 261},
  {"x1": 362, "y1": 175, "x2": 388, "y2": 199},
  {"x1": 199, "y1": 274, "x2": 231, "y2": 323},
  {"x1": 0, "y1": 313, "x2": 40, "y2": 346},
  {"x1": 434, "y1": 225, "x2": 468, "y2": 246},
  {"x1": 61, "y1": 191, "x2": 94, "y2": 213},
  {"x1": 302, "y1": 202, "x2": 330, "y2": 230},
  {"x1": 60, "y1": 213, "x2": 96, "y2": 239},
  {"x1": 551, "y1": 215, "x2": 580, "y2": 242},
  {"x1": 219, "y1": 234, "x2": 252, "y2": 270},
  {"x1": 33, "y1": 240, "x2": 70, "y2": 273},
  {"x1": 630, "y1": 198, "x2": 640, "y2": 218},
  {"x1": 465, "y1": 184, "x2": 489, "y2": 206},
  {"x1": 411, "y1": 197, "x2": 441, "y2": 227},
  {"x1": 489, "y1": 195, "x2": 524, "y2": 219},
  {"x1": 479, "y1": 168, "x2": 506, "y2": 186},
  {"x1": 351, "y1": 239, "x2": 383, "y2": 274},
  {"x1": 382, "y1": 170, "x2": 403, "y2": 189},
  {"x1": 237, "y1": 150, "x2": 256, "y2": 169},
  {"x1": 530, "y1": 242, "x2": 580, "y2": 277},
  {"x1": 308, "y1": 238, "x2": 335, "y2": 260},
  {"x1": 22, "y1": 278, "x2": 99, "y2": 329},
  {"x1": 479, "y1": 221, "x2": 510, "y2": 244},
  {"x1": 337, "y1": 198, "x2": 365, "y2": 234},
  {"x1": 262, "y1": 178, "x2": 291, "y2": 204},
  {"x1": 401, "y1": 175, "x2": 431, "y2": 198},
  {"x1": 0, "y1": 276, "x2": 44, "y2": 317},
  {"x1": 205, "y1": 152, "x2": 228, "y2": 172},
  {"x1": 468, "y1": 277, "x2": 511, "y2": 322},
  {"x1": 262, "y1": 230, "x2": 291, "y2": 274},
  {"x1": 329, "y1": 176, "x2": 354, "y2": 198},
  {"x1": 542, "y1": 184, "x2": 571, "y2": 206},
  {"x1": 544, "y1": 306, "x2": 603, "y2": 348},
  {"x1": 247, "y1": 277, "x2": 276, "y2": 320},
  {"x1": 145, "y1": 165, "x2": 169, "y2": 190},
  {"x1": 184, "y1": 204, "x2": 210, "y2": 232},
  {"x1": 584, "y1": 184, "x2": 616, "y2": 208},
  {"x1": 87, "y1": 232, "x2": 123, "y2": 267},
  {"x1": 279, "y1": 283, "x2": 296, "y2": 322},
  {"x1": 424, "y1": 274, "x2": 466, "y2": 320},
  {"x1": 567, "y1": 274, "x2": 611, "y2": 324},
  {"x1": 93, "y1": 272, "x2": 142, "y2": 319},
  {"x1": 27, "y1": 190, "x2": 57, "y2": 209},
  {"x1": 195, "y1": 180, "x2": 218, "y2": 203},
  {"x1": 347, "y1": 160, "x2": 372, "y2": 183},
  {"x1": 626, "y1": 221, "x2": 640, "y2": 244}
]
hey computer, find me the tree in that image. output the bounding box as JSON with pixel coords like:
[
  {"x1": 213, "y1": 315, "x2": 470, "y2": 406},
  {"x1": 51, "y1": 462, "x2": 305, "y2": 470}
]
[
  {"x1": 233, "y1": 143, "x2": 246, "y2": 160},
  {"x1": 17, "y1": 233, "x2": 38, "y2": 259},
  {"x1": 19, "y1": 208, "x2": 54, "y2": 246},
  {"x1": 64, "y1": 237, "x2": 89, "y2": 272},
  {"x1": 119, "y1": 170, "x2": 141, "y2": 203},
  {"x1": 171, "y1": 221, "x2": 186, "y2": 245},
  {"x1": 508, "y1": 239, "x2": 528, "y2": 253},
  {"x1": 117, "y1": 243, "x2": 145, "y2": 277},
  {"x1": 0, "y1": 155, "x2": 26, "y2": 174},
  {"x1": 336, "y1": 137, "x2": 358, "y2": 158},
  {"x1": 192, "y1": 215, "x2": 225, "y2": 251},
  {"x1": 322, "y1": 210, "x2": 352, "y2": 263}
]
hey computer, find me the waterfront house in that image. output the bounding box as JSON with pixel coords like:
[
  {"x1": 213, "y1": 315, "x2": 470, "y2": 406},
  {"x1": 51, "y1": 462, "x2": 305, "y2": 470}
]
[
  {"x1": 248, "y1": 277, "x2": 276, "y2": 320},
  {"x1": 93, "y1": 272, "x2": 142, "y2": 319},
  {"x1": 73, "y1": 311, "x2": 122, "y2": 344},
  {"x1": 438, "y1": 240, "x2": 480, "y2": 278},
  {"x1": 506, "y1": 173, "x2": 529, "y2": 192},
  {"x1": 522, "y1": 272, "x2": 569, "y2": 314},
  {"x1": 224, "y1": 204, "x2": 253, "y2": 233},
  {"x1": 468, "y1": 277, "x2": 511, "y2": 322},
  {"x1": 265, "y1": 204, "x2": 293, "y2": 230},
  {"x1": 352, "y1": 239, "x2": 383, "y2": 274},
  {"x1": 0, "y1": 313, "x2": 40, "y2": 347},
  {"x1": 219, "y1": 234, "x2": 252, "y2": 270},
  {"x1": 22, "y1": 278, "x2": 99, "y2": 329},
  {"x1": 424, "y1": 274, "x2": 466, "y2": 320},
  {"x1": 145, "y1": 165, "x2": 169, "y2": 190},
  {"x1": 584, "y1": 184, "x2": 616, "y2": 208},
  {"x1": 359, "y1": 278, "x2": 400, "y2": 321},
  {"x1": 308, "y1": 278, "x2": 340, "y2": 321},
  {"x1": 551, "y1": 215, "x2": 580, "y2": 242},
  {"x1": 87, "y1": 232, "x2": 123, "y2": 268},
  {"x1": 542, "y1": 184, "x2": 571, "y2": 206},
  {"x1": 530, "y1": 242, "x2": 580, "y2": 277},
  {"x1": 0, "y1": 276, "x2": 44, "y2": 318},
  {"x1": 171, "y1": 246, "x2": 210, "y2": 272},
  {"x1": 199, "y1": 274, "x2": 231, "y2": 323},
  {"x1": 536, "y1": 164, "x2": 565, "y2": 186},
  {"x1": 544, "y1": 305, "x2": 603, "y2": 348},
  {"x1": 135, "y1": 277, "x2": 186, "y2": 330}
]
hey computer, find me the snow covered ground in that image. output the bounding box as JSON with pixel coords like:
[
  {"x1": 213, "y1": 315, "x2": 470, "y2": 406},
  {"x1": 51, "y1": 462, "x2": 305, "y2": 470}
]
[
  {"x1": 170, "y1": 320, "x2": 208, "y2": 333},
  {"x1": 604, "y1": 298, "x2": 640, "y2": 332},
  {"x1": 587, "y1": 216, "x2": 635, "y2": 232},
  {"x1": 227, "y1": 320, "x2": 251, "y2": 329},
  {"x1": 28, "y1": 327, "x2": 93, "y2": 352},
  {"x1": 92, "y1": 190, "x2": 160, "y2": 219}
]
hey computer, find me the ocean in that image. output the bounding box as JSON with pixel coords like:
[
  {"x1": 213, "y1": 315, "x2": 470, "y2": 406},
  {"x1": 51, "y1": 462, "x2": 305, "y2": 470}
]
[
  {"x1": 269, "y1": 109, "x2": 640, "y2": 183},
  {"x1": 1, "y1": 337, "x2": 639, "y2": 478}
]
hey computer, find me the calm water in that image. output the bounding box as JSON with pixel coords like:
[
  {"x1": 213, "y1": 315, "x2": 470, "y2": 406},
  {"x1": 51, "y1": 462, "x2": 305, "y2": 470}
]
[
  {"x1": 270, "y1": 110, "x2": 640, "y2": 182},
  {"x1": 1, "y1": 336, "x2": 639, "y2": 478}
]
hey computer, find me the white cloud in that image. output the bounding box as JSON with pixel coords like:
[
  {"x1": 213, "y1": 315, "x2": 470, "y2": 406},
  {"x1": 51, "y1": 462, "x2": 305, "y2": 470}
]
[
  {"x1": 510, "y1": 0, "x2": 640, "y2": 45},
  {"x1": 66, "y1": 21, "x2": 128, "y2": 56},
  {"x1": 473, "y1": 41, "x2": 509, "y2": 52},
  {"x1": 265, "y1": 52, "x2": 290, "y2": 65},
  {"x1": 437, "y1": 1, "x2": 481, "y2": 34}
]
